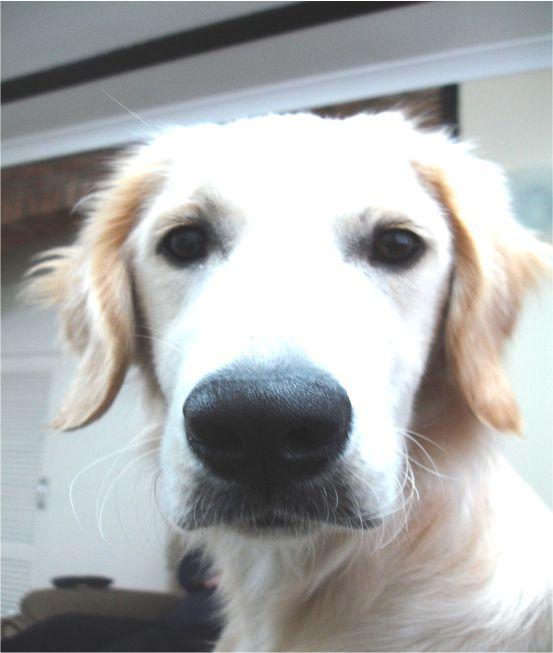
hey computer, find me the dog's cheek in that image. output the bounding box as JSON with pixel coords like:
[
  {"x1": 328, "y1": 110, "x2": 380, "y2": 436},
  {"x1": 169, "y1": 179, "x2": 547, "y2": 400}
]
[
  {"x1": 346, "y1": 429, "x2": 404, "y2": 515},
  {"x1": 146, "y1": 300, "x2": 207, "y2": 405},
  {"x1": 352, "y1": 409, "x2": 402, "y2": 468},
  {"x1": 154, "y1": 337, "x2": 188, "y2": 403},
  {"x1": 158, "y1": 405, "x2": 199, "y2": 524}
]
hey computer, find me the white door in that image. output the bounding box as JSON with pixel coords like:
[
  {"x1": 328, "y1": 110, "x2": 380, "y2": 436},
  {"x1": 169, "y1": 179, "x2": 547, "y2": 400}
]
[
  {"x1": 1, "y1": 303, "x2": 172, "y2": 615},
  {"x1": 1, "y1": 354, "x2": 57, "y2": 615}
]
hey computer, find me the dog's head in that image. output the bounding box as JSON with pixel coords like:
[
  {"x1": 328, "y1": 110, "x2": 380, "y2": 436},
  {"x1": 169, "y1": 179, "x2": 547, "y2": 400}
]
[{"x1": 27, "y1": 113, "x2": 547, "y2": 536}]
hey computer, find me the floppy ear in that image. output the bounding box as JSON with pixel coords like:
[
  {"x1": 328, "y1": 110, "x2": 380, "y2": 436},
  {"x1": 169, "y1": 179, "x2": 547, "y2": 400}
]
[
  {"x1": 25, "y1": 147, "x2": 163, "y2": 431},
  {"x1": 414, "y1": 155, "x2": 549, "y2": 434}
]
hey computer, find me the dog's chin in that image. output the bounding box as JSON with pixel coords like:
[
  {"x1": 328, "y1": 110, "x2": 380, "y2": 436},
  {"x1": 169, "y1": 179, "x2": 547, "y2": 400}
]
[
  {"x1": 179, "y1": 506, "x2": 377, "y2": 537},
  {"x1": 224, "y1": 511, "x2": 377, "y2": 538},
  {"x1": 177, "y1": 475, "x2": 379, "y2": 536}
]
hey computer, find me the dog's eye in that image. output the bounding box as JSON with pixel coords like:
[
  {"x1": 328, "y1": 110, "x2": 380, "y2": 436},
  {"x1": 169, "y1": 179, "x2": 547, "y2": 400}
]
[
  {"x1": 158, "y1": 226, "x2": 208, "y2": 265},
  {"x1": 371, "y1": 228, "x2": 423, "y2": 266}
]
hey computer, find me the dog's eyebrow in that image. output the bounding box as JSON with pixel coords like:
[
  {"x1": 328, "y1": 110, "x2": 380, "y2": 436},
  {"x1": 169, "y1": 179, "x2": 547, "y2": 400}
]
[
  {"x1": 153, "y1": 186, "x2": 233, "y2": 232},
  {"x1": 190, "y1": 185, "x2": 231, "y2": 213},
  {"x1": 152, "y1": 202, "x2": 207, "y2": 237},
  {"x1": 376, "y1": 216, "x2": 433, "y2": 240},
  {"x1": 348, "y1": 209, "x2": 434, "y2": 240}
]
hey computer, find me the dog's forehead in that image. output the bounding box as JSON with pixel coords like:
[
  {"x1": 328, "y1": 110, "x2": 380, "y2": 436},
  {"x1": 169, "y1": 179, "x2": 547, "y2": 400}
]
[{"x1": 146, "y1": 114, "x2": 440, "y2": 226}]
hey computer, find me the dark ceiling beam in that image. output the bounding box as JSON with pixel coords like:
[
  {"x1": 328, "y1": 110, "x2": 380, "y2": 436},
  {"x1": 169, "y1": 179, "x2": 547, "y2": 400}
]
[{"x1": 2, "y1": 2, "x2": 418, "y2": 104}]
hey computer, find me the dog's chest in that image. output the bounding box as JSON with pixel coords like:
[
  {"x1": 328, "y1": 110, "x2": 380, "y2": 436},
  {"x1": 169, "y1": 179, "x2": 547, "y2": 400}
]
[
  {"x1": 218, "y1": 545, "x2": 379, "y2": 651},
  {"x1": 217, "y1": 548, "x2": 319, "y2": 650}
]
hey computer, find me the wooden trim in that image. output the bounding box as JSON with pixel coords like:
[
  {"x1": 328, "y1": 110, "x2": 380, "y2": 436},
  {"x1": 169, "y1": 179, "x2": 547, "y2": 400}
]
[
  {"x1": 2, "y1": 148, "x2": 121, "y2": 248},
  {"x1": 312, "y1": 85, "x2": 458, "y2": 133}
]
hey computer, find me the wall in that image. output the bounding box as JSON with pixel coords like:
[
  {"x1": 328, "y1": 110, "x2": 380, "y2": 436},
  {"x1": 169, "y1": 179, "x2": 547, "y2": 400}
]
[
  {"x1": 2, "y1": 244, "x2": 173, "y2": 597},
  {"x1": 460, "y1": 69, "x2": 552, "y2": 506}
]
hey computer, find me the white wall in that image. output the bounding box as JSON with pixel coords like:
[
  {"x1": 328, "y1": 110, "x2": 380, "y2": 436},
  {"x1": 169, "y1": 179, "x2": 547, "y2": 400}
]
[
  {"x1": 460, "y1": 69, "x2": 552, "y2": 507},
  {"x1": 2, "y1": 247, "x2": 173, "y2": 594}
]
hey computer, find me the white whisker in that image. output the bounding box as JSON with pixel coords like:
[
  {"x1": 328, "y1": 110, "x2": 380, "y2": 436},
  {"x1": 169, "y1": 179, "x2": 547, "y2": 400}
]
[
  {"x1": 402, "y1": 431, "x2": 458, "y2": 481},
  {"x1": 98, "y1": 448, "x2": 159, "y2": 542},
  {"x1": 103, "y1": 90, "x2": 157, "y2": 134},
  {"x1": 95, "y1": 423, "x2": 163, "y2": 530},
  {"x1": 68, "y1": 435, "x2": 159, "y2": 534}
]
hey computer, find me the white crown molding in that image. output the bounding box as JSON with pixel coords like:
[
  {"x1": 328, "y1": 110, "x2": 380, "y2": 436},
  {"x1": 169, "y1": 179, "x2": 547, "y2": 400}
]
[{"x1": 2, "y1": 34, "x2": 551, "y2": 167}]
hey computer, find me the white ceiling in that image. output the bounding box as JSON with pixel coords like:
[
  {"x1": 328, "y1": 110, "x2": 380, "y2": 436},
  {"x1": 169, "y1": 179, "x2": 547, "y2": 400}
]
[
  {"x1": 1, "y1": 1, "x2": 290, "y2": 79},
  {"x1": 1, "y1": 2, "x2": 551, "y2": 166}
]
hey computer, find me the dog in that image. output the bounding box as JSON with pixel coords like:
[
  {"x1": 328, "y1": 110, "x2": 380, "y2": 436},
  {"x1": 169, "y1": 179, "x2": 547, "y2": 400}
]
[{"x1": 27, "y1": 113, "x2": 552, "y2": 651}]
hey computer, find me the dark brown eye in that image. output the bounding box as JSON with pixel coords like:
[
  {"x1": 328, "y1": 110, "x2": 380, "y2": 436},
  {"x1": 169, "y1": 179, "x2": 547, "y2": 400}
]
[
  {"x1": 372, "y1": 228, "x2": 424, "y2": 267},
  {"x1": 158, "y1": 226, "x2": 208, "y2": 265}
]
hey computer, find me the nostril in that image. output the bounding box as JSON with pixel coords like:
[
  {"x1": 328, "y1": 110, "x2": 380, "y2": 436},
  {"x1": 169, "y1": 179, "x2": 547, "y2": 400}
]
[
  {"x1": 282, "y1": 424, "x2": 321, "y2": 455},
  {"x1": 184, "y1": 401, "x2": 244, "y2": 457},
  {"x1": 282, "y1": 420, "x2": 345, "y2": 458},
  {"x1": 282, "y1": 425, "x2": 315, "y2": 456},
  {"x1": 190, "y1": 428, "x2": 243, "y2": 456}
]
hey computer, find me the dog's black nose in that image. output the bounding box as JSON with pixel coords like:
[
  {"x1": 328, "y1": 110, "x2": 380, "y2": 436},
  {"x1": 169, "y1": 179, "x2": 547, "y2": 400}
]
[{"x1": 183, "y1": 366, "x2": 351, "y2": 490}]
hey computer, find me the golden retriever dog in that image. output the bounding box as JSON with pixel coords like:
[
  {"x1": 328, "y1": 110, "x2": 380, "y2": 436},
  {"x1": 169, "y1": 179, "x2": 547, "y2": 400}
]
[{"x1": 27, "y1": 113, "x2": 551, "y2": 651}]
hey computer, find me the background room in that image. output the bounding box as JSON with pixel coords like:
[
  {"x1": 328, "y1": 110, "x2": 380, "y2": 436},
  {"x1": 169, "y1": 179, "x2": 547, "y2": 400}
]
[{"x1": 1, "y1": 0, "x2": 551, "y2": 627}]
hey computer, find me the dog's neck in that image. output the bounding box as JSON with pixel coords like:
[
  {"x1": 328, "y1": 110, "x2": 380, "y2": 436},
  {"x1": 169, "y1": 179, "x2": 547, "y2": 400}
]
[{"x1": 203, "y1": 391, "x2": 551, "y2": 651}]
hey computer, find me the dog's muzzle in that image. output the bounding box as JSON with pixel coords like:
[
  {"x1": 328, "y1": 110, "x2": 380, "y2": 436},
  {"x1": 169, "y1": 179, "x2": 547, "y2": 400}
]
[{"x1": 183, "y1": 364, "x2": 352, "y2": 496}]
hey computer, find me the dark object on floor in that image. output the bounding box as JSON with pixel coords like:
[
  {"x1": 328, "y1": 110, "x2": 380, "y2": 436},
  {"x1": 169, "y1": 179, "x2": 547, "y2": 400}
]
[
  {"x1": 52, "y1": 575, "x2": 113, "y2": 590},
  {"x1": 1, "y1": 613, "x2": 218, "y2": 652},
  {"x1": 1, "y1": 550, "x2": 222, "y2": 652}
]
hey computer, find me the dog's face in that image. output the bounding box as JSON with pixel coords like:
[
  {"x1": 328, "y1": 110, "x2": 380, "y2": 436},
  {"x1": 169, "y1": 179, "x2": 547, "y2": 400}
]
[
  {"x1": 130, "y1": 116, "x2": 453, "y2": 532},
  {"x1": 28, "y1": 113, "x2": 546, "y2": 537}
]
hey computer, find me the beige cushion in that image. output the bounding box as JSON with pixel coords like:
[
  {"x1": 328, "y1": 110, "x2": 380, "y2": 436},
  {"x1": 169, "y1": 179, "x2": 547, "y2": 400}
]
[{"x1": 21, "y1": 588, "x2": 182, "y2": 623}]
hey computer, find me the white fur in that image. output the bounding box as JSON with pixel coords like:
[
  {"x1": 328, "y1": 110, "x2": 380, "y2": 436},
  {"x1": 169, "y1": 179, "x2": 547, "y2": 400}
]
[
  {"x1": 132, "y1": 115, "x2": 454, "y2": 532},
  {"x1": 35, "y1": 113, "x2": 552, "y2": 651}
]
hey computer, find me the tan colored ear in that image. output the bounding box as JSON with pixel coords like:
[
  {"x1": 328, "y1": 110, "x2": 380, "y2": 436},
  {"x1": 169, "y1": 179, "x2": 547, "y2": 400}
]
[
  {"x1": 25, "y1": 148, "x2": 162, "y2": 431},
  {"x1": 414, "y1": 159, "x2": 549, "y2": 434}
]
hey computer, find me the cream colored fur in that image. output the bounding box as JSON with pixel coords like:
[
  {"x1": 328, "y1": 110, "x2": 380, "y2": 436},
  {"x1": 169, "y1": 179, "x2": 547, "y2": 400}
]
[{"x1": 26, "y1": 113, "x2": 552, "y2": 651}]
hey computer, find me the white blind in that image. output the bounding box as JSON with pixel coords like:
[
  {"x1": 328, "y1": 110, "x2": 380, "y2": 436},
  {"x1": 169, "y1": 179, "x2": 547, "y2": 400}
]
[
  {"x1": 1, "y1": 557, "x2": 31, "y2": 616},
  {"x1": 1, "y1": 369, "x2": 50, "y2": 615}
]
